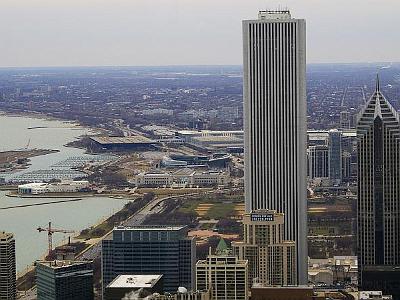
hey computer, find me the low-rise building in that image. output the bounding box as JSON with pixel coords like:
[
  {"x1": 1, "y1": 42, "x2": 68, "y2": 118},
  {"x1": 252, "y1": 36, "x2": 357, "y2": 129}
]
[
  {"x1": 18, "y1": 180, "x2": 89, "y2": 195},
  {"x1": 104, "y1": 275, "x2": 164, "y2": 300},
  {"x1": 359, "y1": 291, "x2": 392, "y2": 300},
  {"x1": 308, "y1": 256, "x2": 357, "y2": 286},
  {"x1": 134, "y1": 169, "x2": 229, "y2": 188}
]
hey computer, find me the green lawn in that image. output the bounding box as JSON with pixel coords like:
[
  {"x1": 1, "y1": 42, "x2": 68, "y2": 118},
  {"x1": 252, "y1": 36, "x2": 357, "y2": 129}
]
[{"x1": 206, "y1": 203, "x2": 236, "y2": 220}]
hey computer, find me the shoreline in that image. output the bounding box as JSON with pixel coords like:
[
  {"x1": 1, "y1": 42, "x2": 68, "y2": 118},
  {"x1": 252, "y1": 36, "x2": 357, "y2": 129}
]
[
  {"x1": 15, "y1": 194, "x2": 136, "y2": 286},
  {"x1": 0, "y1": 110, "x2": 104, "y2": 136}
]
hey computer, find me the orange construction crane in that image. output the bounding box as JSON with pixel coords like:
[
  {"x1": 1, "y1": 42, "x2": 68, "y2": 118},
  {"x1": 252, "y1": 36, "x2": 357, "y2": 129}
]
[{"x1": 37, "y1": 222, "x2": 74, "y2": 256}]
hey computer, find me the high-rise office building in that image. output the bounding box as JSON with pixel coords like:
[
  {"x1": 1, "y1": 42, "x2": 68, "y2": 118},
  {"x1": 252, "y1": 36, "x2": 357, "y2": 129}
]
[
  {"x1": 196, "y1": 251, "x2": 248, "y2": 300},
  {"x1": 328, "y1": 129, "x2": 342, "y2": 183},
  {"x1": 340, "y1": 110, "x2": 351, "y2": 129},
  {"x1": 36, "y1": 260, "x2": 94, "y2": 300},
  {"x1": 357, "y1": 77, "x2": 400, "y2": 299},
  {"x1": 0, "y1": 231, "x2": 16, "y2": 300},
  {"x1": 102, "y1": 226, "x2": 195, "y2": 294},
  {"x1": 243, "y1": 10, "x2": 307, "y2": 284},
  {"x1": 307, "y1": 145, "x2": 329, "y2": 179},
  {"x1": 233, "y1": 210, "x2": 296, "y2": 287}
]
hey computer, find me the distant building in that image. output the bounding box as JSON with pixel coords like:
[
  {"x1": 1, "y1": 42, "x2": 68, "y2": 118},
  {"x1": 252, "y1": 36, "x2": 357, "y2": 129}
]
[
  {"x1": 233, "y1": 210, "x2": 296, "y2": 287},
  {"x1": 196, "y1": 251, "x2": 248, "y2": 300},
  {"x1": 328, "y1": 129, "x2": 342, "y2": 183},
  {"x1": 102, "y1": 226, "x2": 195, "y2": 294},
  {"x1": 90, "y1": 136, "x2": 157, "y2": 151},
  {"x1": 243, "y1": 10, "x2": 307, "y2": 284},
  {"x1": 357, "y1": 78, "x2": 400, "y2": 299},
  {"x1": 307, "y1": 145, "x2": 329, "y2": 179},
  {"x1": 0, "y1": 232, "x2": 16, "y2": 300},
  {"x1": 18, "y1": 180, "x2": 89, "y2": 195},
  {"x1": 104, "y1": 275, "x2": 163, "y2": 300},
  {"x1": 176, "y1": 130, "x2": 243, "y2": 150},
  {"x1": 36, "y1": 260, "x2": 93, "y2": 300},
  {"x1": 340, "y1": 111, "x2": 351, "y2": 129},
  {"x1": 142, "y1": 108, "x2": 174, "y2": 116},
  {"x1": 134, "y1": 169, "x2": 230, "y2": 188}
]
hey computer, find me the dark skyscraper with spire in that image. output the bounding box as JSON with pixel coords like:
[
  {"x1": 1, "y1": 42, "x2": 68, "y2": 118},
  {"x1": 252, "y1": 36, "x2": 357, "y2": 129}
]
[{"x1": 357, "y1": 76, "x2": 400, "y2": 298}]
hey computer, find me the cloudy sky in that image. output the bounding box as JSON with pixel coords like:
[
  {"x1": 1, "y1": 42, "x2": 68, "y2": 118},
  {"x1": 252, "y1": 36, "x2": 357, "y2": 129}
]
[{"x1": 0, "y1": 0, "x2": 399, "y2": 67}]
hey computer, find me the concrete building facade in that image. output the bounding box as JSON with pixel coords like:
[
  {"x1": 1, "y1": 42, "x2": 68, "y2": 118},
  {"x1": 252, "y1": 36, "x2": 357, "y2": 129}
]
[
  {"x1": 135, "y1": 169, "x2": 229, "y2": 188},
  {"x1": 0, "y1": 232, "x2": 16, "y2": 300},
  {"x1": 242, "y1": 10, "x2": 307, "y2": 284},
  {"x1": 196, "y1": 253, "x2": 248, "y2": 300},
  {"x1": 232, "y1": 210, "x2": 296, "y2": 287}
]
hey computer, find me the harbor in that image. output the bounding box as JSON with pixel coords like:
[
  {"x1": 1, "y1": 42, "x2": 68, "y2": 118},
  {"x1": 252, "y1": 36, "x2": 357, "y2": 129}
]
[{"x1": 0, "y1": 114, "x2": 128, "y2": 271}]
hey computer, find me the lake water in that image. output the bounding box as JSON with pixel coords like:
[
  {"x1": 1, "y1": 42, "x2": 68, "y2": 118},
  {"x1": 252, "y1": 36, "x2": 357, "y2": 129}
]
[{"x1": 0, "y1": 114, "x2": 128, "y2": 271}]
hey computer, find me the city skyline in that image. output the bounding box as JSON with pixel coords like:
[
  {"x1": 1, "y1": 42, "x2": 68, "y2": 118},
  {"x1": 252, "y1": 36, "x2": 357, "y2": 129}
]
[{"x1": 1, "y1": 0, "x2": 400, "y2": 67}]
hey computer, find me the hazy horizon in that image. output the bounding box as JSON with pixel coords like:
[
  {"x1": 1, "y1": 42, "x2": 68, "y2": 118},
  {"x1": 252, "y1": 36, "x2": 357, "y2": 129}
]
[{"x1": 2, "y1": 0, "x2": 400, "y2": 67}]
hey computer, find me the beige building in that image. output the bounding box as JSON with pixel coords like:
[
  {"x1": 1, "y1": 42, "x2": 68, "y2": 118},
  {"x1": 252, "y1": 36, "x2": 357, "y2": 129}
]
[
  {"x1": 233, "y1": 210, "x2": 296, "y2": 287},
  {"x1": 149, "y1": 289, "x2": 211, "y2": 300},
  {"x1": 135, "y1": 169, "x2": 230, "y2": 188},
  {"x1": 196, "y1": 252, "x2": 248, "y2": 300}
]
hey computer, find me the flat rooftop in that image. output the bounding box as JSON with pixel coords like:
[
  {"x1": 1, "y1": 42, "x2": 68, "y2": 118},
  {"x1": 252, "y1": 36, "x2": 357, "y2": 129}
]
[
  {"x1": 107, "y1": 274, "x2": 163, "y2": 289},
  {"x1": 36, "y1": 260, "x2": 91, "y2": 269},
  {"x1": 113, "y1": 225, "x2": 187, "y2": 232},
  {"x1": 0, "y1": 231, "x2": 14, "y2": 241},
  {"x1": 90, "y1": 136, "x2": 155, "y2": 145},
  {"x1": 178, "y1": 130, "x2": 243, "y2": 135}
]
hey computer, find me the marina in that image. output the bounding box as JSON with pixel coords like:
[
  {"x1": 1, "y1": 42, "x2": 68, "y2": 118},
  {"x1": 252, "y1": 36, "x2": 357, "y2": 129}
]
[{"x1": 0, "y1": 114, "x2": 128, "y2": 271}]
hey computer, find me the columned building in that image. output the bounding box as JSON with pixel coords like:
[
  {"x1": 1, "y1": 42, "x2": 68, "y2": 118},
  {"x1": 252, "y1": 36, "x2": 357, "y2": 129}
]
[
  {"x1": 242, "y1": 10, "x2": 307, "y2": 284},
  {"x1": 357, "y1": 77, "x2": 400, "y2": 299}
]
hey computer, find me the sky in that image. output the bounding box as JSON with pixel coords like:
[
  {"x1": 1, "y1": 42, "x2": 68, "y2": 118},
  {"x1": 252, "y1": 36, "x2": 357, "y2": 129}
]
[{"x1": 1, "y1": 0, "x2": 399, "y2": 67}]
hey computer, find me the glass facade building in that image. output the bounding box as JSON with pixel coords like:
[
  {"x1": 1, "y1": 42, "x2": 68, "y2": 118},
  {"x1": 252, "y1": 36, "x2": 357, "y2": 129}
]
[
  {"x1": 102, "y1": 226, "x2": 195, "y2": 294},
  {"x1": 0, "y1": 232, "x2": 16, "y2": 300},
  {"x1": 357, "y1": 78, "x2": 400, "y2": 299},
  {"x1": 36, "y1": 260, "x2": 94, "y2": 300}
]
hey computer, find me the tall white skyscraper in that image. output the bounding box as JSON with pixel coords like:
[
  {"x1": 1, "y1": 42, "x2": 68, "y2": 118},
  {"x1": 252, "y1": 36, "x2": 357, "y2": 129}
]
[{"x1": 243, "y1": 10, "x2": 307, "y2": 284}]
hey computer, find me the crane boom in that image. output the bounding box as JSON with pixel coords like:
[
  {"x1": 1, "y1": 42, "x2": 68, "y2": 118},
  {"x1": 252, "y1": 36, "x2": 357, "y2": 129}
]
[{"x1": 37, "y1": 222, "x2": 74, "y2": 257}]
